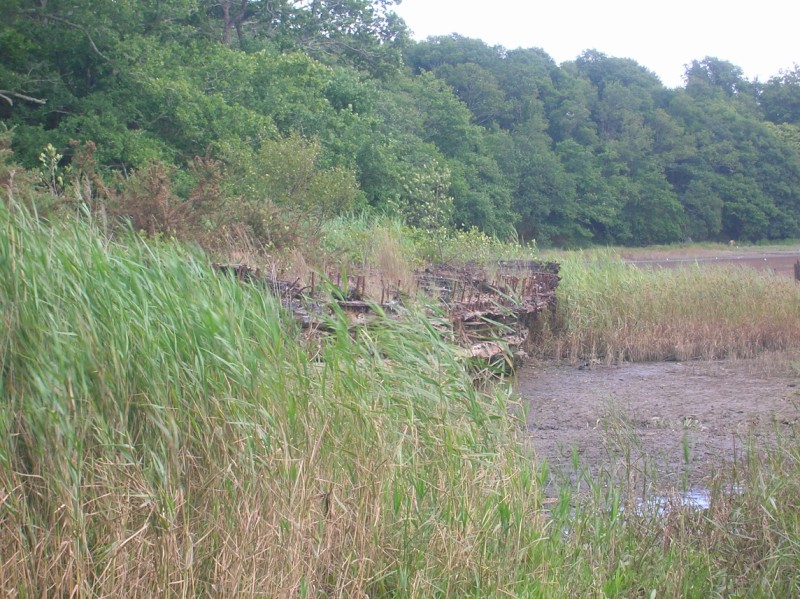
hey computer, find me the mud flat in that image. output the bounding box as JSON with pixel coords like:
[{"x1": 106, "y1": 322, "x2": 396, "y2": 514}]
[
  {"x1": 622, "y1": 249, "x2": 800, "y2": 279},
  {"x1": 518, "y1": 356, "x2": 800, "y2": 491}
]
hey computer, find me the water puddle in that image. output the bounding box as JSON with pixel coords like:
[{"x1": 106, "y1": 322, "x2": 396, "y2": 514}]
[{"x1": 635, "y1": 488, "x2": 711, "y2": 517}]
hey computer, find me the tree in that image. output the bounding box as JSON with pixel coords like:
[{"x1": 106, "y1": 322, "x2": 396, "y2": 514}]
[
  {"x1": 434, "y1": 62, "x2": 509, "y2": 126},
  {"x1": 555, "y1": 140, "x2": 621, "y2": 243},
  {"x1": 448, "y1": 143, "x2": 516, "y2": 237},
  {"x1": 759, "y1": 65, "x2": 800, "y2": 125},
  {"x1": 546, "y1": 62, "x2": 598, "y2": 146},
  {"x1": 576, "y1": 50, "x2": 662, "y2": 93},
  {"x1": 393, "y1": 158, "x2": 454, "y2": 232},
  {"x1": 495, "y1": 47, "x2": 559, "y2": 127},
  {"x1": 510, "y1": 115, "x2": 585, "y2": 245},
  {"x1": 685, "y1": 57, "x2": 753, "y2": 99},
  {"x1": 222, "y1": 132, "x2": 361, "y2": 246},
  {"x1": 404, "y1": 34, "x2": 504, "y2": 74}
]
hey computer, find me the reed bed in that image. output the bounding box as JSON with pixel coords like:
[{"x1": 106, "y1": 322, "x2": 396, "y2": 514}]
[
  {"x1": 544, "y1": 252, "x2": 800, "y2": 363},
  {"x1": 2, "y1": 204, "x2": 800, "y2": 597},
  {"x1": 0, "y1": 204, "x2": 545, "y2": 597},
  {"x1": 538, "y1": 425, "x2": 800, "y2": 598}
]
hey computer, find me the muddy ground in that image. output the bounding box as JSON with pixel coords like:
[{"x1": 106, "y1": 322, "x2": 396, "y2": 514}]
[
  {"x1": 620, "y1": 248, "x2": 800, "y2": 279},
  {"x1": 518, "y1": 356, "x2": 800, "y2": 493}
]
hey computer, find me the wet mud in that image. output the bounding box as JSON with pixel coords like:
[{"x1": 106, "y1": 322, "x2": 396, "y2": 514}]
[
  {"x1": 518, "y1": 358, "x2": 800, "y2": 491},
  {"x1": 622, "y1": 249, "x2": 800, "y2": 279}
]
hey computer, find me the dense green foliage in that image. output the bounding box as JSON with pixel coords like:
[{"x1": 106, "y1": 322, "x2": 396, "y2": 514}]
[{"x1": 3, "y1": 1, "x2": 800, "y2": 246}]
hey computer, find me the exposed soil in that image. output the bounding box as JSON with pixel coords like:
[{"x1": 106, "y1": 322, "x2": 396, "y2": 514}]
[
  {"x1": 518, "y1": 357, "x2": 800, "y2": 492},
  {"x1": 621, "y1": 248, "x2": 800, "y2": 279}
]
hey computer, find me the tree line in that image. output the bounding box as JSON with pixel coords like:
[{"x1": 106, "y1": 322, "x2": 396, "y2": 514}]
[{"x1": 3, "y1": 0, "x2": 800, "y2": 247}]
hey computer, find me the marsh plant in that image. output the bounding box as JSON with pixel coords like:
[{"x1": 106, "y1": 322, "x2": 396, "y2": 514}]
[
  {"x1": 542, "y1": 252, "x2": 800, "y2": 363},
  {"x1": 0, "y1": 202, "x2": 544, "y2": 596},
  {"x1": 2, "y1": 194, "x2": 800, "y2": 596}
]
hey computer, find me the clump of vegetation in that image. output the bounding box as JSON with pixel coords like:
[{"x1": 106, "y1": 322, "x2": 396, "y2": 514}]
[
  {"x1": 541, "y1": 251, "x2": 800, "y2": 362},
  {"x1": 3, "y1": 155, "x2": 800, "y2": 596},
  {"x1": 322, "y1": 216, "x2": 538, "y2": 267},
  {"x1": 415, "y1": 226, "x2": 539, "y2": 267},
  {"x1": 541, "y1": 425, "x2": 800, "y2": 598},
  {"x1": 0, "y1": 199, "x2": 547, "y2": 596},
  {"x1": 321, "y1": 214, "x2": 416, "y2": 267}
]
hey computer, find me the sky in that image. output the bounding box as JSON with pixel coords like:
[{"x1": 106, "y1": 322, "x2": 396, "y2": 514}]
[{"x1": 392, "y1": 0, "x2": 799, "y2": 88}]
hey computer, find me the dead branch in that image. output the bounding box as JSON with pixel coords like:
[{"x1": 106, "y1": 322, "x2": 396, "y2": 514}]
[{"x1": 0, "y1": 90, "x2": 47, "y2": 106}]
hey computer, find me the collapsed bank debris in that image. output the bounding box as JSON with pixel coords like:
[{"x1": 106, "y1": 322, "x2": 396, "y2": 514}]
[
  {"x1": 418, "y1": 261, "x2": 559, "y2": 367},
  {"x1": 213, "y1": 259, "x2": 560, "y2": 369}
]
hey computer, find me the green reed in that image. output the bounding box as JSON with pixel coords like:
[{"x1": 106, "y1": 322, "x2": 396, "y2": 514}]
[{"x1": 2, "y1": 203, "x2": 799, "y2": 597}]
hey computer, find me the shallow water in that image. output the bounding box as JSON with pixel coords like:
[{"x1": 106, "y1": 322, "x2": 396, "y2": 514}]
[{"x1": 635, "y1": 489, "x2": 711, "y2": 516}]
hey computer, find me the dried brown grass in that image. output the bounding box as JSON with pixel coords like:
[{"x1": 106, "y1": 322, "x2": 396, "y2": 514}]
[{"x1": 541, "y1": 254, "x2": 800, "y2": 363}]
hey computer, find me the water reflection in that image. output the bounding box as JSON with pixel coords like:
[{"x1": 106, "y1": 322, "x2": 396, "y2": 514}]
[{"x1": 635, "y1": 488, "x2": 712, "y2": 516}]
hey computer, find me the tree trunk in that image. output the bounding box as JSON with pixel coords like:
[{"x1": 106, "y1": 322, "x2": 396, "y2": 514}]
[{"x1": 221, "y1": 0, "x2": 249, "y2": 46}]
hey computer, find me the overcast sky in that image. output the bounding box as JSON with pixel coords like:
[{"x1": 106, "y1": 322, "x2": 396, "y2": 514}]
[{"x1": 392, "y1": 0, "x2": 799, "y2": 88}]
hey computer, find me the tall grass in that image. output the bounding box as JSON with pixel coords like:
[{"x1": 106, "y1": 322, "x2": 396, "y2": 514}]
[
  {"x1": 544, "y1": 252, "x2": 800, "y2": 362},
  {"x1": 321, "y1": 214, "x2": 539, "y2": 271},
  {"x1": 0, "y1": 203, "x2": 545, "y2": 596},
  {"x1": 538, "y1": 425, "x2": 800, "y2": 598},
  {"x1": 3, "y1": 204, "x2": 800, "y2": 597}
]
